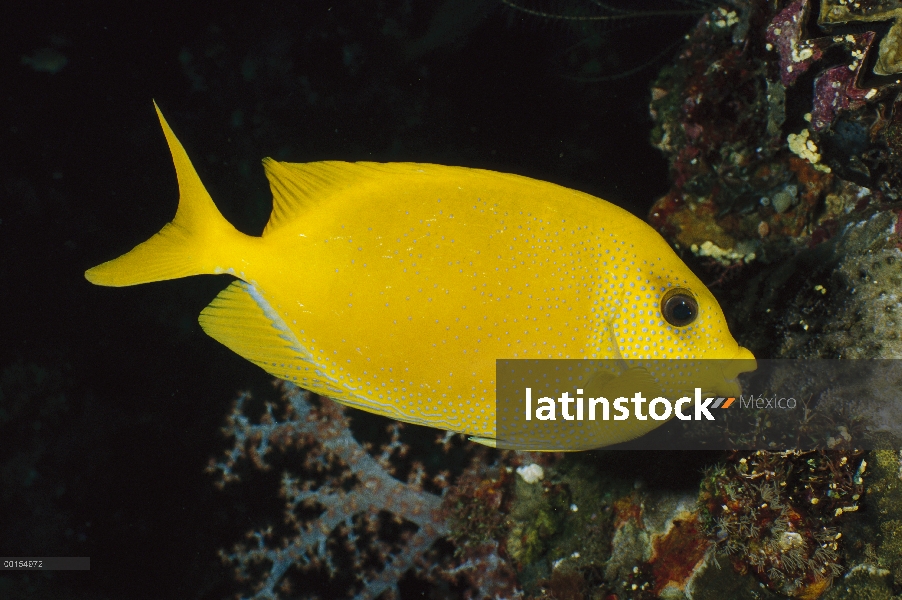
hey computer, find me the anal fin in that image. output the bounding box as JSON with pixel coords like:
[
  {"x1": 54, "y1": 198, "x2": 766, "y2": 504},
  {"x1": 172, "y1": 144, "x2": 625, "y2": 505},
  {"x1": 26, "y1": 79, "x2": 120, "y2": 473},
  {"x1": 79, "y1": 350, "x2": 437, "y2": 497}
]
[{"x1": 198, "y1": 281, "x2": 344, "y2": 397}]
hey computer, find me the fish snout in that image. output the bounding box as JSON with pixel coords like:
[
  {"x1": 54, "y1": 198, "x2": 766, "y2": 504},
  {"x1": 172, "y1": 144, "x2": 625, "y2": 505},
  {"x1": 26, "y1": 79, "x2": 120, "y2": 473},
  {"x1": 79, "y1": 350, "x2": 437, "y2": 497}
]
[
  {"x1": 710, "y1": 349, "x2": 755, "y2": 398},
  {"x1": 721, "y1": 346, "x2": 757, "y2": 382}
]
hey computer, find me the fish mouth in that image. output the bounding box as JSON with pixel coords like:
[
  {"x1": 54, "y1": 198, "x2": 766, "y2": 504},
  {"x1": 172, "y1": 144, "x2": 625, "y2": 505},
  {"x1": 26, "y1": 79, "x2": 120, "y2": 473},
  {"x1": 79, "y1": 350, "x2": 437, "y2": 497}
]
[
  {"x1": 723, "y1": 346, "x2": 756, "y2": 378},
  {"x1": 713, "y1": 378, "x2": 743, "y2": 399},
  {"x1": 715, "y1": 346, "x2": 757, "y2": 398}
]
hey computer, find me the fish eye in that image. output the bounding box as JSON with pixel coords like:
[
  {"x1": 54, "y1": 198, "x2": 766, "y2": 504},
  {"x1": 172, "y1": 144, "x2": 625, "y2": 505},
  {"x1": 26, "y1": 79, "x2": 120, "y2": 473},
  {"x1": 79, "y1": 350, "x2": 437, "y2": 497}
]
[{"x1": 661, "y1": 288, "x2": 698, "y2": 327}]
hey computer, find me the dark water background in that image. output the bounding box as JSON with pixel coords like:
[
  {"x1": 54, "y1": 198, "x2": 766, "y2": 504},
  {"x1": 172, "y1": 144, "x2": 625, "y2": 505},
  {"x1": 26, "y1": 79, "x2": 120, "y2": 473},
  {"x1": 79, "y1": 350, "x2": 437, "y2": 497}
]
[{"x1": 1, "y1": 1, "x2": 702, "y2": 597}]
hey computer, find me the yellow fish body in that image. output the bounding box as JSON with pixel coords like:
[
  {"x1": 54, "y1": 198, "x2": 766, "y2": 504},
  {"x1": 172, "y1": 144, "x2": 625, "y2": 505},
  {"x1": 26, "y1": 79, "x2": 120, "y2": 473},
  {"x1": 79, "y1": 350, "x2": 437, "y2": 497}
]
[{"x1": 86, "y1": 104, "x2": 755, "y2": 449}]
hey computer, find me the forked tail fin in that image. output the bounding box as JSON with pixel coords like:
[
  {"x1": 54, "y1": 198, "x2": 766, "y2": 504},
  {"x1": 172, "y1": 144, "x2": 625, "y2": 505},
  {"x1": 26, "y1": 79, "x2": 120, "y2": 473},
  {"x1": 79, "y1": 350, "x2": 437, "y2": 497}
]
[{"x1": 85, "y1": 102, "x2": 245, "y2": 287}]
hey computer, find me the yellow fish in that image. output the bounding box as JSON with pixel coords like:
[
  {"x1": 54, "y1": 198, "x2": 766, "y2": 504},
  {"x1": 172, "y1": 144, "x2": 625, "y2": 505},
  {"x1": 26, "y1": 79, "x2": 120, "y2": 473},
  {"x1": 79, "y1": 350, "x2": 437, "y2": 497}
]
[{"x1": 86, "y1": 104, "x2": 755, "y2": 449}]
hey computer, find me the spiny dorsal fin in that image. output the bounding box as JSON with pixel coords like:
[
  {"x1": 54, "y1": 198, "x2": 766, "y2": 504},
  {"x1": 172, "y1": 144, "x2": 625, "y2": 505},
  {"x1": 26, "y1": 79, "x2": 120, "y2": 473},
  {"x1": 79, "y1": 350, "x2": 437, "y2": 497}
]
[
  {"x1": 260, "y1": 160, "x2": 503, "y2": 235},
  {"x1": 262, "y1": 160, "x2": 344, "y2": 234},
  {"x1": 262, "y1": 160, "x2": 400, "y2": 235}
]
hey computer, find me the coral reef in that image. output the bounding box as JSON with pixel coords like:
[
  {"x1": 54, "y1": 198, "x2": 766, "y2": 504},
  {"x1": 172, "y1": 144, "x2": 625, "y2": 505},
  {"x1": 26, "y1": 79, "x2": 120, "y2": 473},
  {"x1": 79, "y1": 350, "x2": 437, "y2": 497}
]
[
  {"x1": 209, "y1": 384, "x2": 449, "y2": 599},
  {"x1": 641, "y1": 3, "x2": 902, "y2": 598},
  {"x1": 765, "y1": 0, "x2": 879, "y2": 132},
  {"x1": 724, "y1": 211, "x2": 902, "y2": 360},
  {"x1": 602, "y1": 489, "x2": 710, "y2": 600},
  {"x1": 482, "y1": 454, "x2": 725, "y2": 600},
  {"x1": 648, "y1": 0, "x2": 902, "y2": 273},
  {"x1": 437, "y1": 444, "x2": 899, "y2": 600},
  {"x1": 698, "y1": 449, "x2": 864, "y2": 597},
  {"x1": 443, "y1": 457, "x2": 523, "y2": 599},
  {"x1": 855, "y1": 439, "x2": 902, "y2": 588},
  {"x1": 648, "y1": 11, "x2": 810, "y2": 264},
  {"x1": 209, "y1": 382, "x2": 521, "y2": 599}
]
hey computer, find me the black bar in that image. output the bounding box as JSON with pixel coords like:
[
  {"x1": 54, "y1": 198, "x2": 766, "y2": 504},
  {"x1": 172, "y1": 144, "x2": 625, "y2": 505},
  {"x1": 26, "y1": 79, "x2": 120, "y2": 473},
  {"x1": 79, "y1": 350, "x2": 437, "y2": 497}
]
[{"x1": 1, "y1": 557, "x2": 90, "y2": 570}]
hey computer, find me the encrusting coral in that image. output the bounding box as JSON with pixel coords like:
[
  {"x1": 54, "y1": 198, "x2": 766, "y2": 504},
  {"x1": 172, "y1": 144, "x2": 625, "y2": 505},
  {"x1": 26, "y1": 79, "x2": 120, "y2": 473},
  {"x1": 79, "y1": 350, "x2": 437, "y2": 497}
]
[{"x1": 698, "y1": 449, "x2": 864, "y2": 598}]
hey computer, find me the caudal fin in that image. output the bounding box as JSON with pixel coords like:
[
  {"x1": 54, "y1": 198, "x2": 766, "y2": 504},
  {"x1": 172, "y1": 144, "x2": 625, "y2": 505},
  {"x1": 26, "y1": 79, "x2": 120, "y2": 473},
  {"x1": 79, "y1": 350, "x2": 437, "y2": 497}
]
[{"x1": 85, "y1": 102, "x2": 244, "y2": 287}]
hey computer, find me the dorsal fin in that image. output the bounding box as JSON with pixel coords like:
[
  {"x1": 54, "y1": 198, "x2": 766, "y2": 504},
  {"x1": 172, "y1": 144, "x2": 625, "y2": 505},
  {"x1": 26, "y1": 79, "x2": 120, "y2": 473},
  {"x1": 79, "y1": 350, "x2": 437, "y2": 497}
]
[
  {"x1": 262, "y1": 160, "x2": 348, "y2": 234},
  {"x1": 260, "y1": 160, "x2": 497, "y2": 235},
  {"x1": 262, "y1": 159, "x2": 398, "y2": 235}
]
